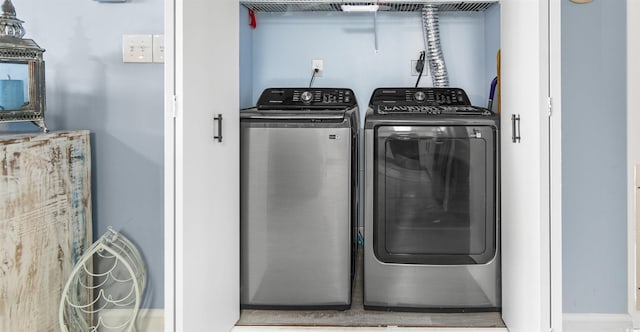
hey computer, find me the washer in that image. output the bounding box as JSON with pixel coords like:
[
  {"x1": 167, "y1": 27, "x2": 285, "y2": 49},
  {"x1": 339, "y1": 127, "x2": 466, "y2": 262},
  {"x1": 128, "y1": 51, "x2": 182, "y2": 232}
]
[
  {"x1": 240, "y1": 88, "x2": 358, "y2": 310},
  {"x1": 363, "y1": 87, "x2": 500, "y2": 311}
]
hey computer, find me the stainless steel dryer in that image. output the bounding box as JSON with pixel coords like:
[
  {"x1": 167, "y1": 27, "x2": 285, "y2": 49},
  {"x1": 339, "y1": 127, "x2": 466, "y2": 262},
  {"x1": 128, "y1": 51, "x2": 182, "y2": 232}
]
[
  {"x1": 240, "y1": 88, "x2": 358, "y2": 310},
  {"x1": 364, "y1": 87, "x2": 500, "y2": 311}
]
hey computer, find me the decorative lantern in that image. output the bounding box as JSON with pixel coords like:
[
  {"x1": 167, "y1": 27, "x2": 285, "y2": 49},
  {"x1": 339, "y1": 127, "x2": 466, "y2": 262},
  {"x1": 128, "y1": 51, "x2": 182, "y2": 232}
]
[{"x1": 0, "y1": 0, "x2": 46, "y2": 132}]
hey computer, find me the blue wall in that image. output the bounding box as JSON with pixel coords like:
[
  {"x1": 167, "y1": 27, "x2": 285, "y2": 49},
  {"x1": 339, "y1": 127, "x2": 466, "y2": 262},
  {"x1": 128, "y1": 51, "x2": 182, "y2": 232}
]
[
  {"x1": 1, "y1": 0, "x2": 629, "y2": 313},
  {"x1": 562, "y1": 0, "x2": 627, "y2": 313},
  {"x1": 0, "y1": 0, "x2": 165, "y2": 308}
]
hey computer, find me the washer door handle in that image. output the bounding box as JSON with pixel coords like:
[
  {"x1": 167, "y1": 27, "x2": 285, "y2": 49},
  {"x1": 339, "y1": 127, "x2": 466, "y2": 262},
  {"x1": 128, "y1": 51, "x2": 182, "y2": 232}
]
[{"x1": 214, "y1": 114, "x2": 223, "y2": 143}]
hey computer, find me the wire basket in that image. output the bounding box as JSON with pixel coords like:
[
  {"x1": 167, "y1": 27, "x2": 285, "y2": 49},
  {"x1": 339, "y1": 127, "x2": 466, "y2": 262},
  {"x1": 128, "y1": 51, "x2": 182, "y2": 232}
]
[{"x1": 59, "y1": 227, "x2": 146, "y2": 332}]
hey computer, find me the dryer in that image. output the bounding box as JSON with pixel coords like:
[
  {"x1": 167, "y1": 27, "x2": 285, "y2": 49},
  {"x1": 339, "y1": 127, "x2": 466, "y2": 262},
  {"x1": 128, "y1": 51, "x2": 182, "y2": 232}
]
[
  {"x1": 240, "y1": 88, "x2": 358, "y2": 310},
  {"x1": 363, "y1": 87, "x2": 500, "y2": 311}
]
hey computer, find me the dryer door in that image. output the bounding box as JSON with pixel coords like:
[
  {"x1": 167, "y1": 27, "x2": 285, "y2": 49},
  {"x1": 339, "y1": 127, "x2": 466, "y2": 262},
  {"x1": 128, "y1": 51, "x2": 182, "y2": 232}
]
[{"x1": 373, "y1": 125, "x2": 497, "y2": 265}]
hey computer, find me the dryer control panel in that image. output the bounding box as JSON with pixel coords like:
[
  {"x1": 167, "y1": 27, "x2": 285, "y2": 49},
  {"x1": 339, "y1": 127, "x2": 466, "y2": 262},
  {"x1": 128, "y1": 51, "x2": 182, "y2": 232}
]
[
  {"x1": 369, "y1": 88, "x2": 492, "y2": 116},
  {"x1": 257, "y1": 88, "x2": 357, "y2": 110}
]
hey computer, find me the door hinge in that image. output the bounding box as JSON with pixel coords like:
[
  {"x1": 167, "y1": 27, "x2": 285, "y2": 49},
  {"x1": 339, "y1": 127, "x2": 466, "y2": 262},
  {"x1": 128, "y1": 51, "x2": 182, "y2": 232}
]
[
  {"x1": 547, "y1": 97, "x2": 553, "y2": 117},
  {"x1": 171, "y1": 95, "x2": 177, "y2": 118}
]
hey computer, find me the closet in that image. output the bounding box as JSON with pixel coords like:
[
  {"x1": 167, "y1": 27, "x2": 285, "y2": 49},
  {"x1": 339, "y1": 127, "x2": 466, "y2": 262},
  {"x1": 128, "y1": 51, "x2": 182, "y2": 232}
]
[{"x1": 163, "y1": 1, "x2": 563, "y2": 331}]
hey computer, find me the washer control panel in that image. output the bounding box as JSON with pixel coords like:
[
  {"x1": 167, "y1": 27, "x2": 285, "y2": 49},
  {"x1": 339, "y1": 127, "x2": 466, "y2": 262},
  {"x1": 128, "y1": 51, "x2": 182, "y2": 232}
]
[
  {"x1": 257, "y1": 88, "x2": 356, "y2": 110},
  {"x1": 369, "y1": 87, "x2": 492, "y2": 116}
]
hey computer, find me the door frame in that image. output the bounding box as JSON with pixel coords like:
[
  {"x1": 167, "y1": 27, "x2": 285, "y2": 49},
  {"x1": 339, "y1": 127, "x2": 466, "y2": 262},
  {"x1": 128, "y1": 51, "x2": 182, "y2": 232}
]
[
  {"x1": 163, "y1": 0, "x2": 175, "y2": 329},
  {"x1": 628, "y1": 0, "x2": 640, "y2": 326},
  {"x1": 550, "y1": 0, "x2": 563, "y2": 330}
]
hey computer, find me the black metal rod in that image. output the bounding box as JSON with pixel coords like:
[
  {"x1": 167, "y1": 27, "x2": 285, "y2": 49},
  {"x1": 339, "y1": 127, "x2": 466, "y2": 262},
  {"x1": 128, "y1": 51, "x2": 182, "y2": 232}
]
[
  {"x1": 511, "y1": 114, "x2": 516, "y2": 143},
  {"x1": 511, "y1": 114, "x2": 521, "y2": 143},
  {"x1": 214, "y1": 114, "x2": 223, "y2": 142},
  {"x1": 516, "y1": 115, "x2": 521, "y2": 143}
]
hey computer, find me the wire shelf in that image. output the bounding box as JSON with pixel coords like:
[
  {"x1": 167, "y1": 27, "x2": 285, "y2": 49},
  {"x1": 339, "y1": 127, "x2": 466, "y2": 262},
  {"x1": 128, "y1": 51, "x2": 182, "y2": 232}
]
[{"x1": 240, "y1": 0, "x2": 497, "y2": 12}]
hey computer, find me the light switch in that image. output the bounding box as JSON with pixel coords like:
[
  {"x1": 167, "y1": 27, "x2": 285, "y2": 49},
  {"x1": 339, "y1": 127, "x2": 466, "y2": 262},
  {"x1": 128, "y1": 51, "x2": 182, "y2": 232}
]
[
  {"x1": 152, "y1": 34, "x2": 164, "y2": 63},
  {"x1": 123, "y1": 34, "x2": 153, "y2": 63}
]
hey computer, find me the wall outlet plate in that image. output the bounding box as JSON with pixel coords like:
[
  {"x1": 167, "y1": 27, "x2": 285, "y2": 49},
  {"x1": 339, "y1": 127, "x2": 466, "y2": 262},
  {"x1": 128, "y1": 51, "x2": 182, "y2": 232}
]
[
  {"x1": 123, "y1": 34, "x2": 153, "y2": 63},
  {"x1": 152, "y1": 35, "x2": 164, "y2": 63},
  {"x1": 312, "y1": 59, "x2": 324, "y2": 77}
]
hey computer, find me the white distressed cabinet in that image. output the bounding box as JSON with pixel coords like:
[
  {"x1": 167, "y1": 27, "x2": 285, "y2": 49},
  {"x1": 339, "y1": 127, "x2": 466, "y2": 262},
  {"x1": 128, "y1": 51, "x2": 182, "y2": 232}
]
[{"x1": 0, "y1": 130, "x2": 92, "y2": 332}]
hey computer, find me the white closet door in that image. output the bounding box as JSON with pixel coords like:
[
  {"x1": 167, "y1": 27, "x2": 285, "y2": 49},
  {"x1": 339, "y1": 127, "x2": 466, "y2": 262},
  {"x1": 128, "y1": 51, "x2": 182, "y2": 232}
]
[
  {"x1": 166, "y1": 0, "x2": 240, "y2": 331},
  {"x1": 500, "y1": 0, "x2": 559, "y2": 331}
]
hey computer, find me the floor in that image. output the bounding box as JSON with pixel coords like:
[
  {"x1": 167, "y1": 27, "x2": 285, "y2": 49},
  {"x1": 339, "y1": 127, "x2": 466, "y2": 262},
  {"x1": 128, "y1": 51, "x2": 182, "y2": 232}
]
[
  {"x1": 235, "y1": 249, "x2": 505, "y2": 331},
  {"x1": 232, "y1": 328, "x2": 507, "y2": 332}
]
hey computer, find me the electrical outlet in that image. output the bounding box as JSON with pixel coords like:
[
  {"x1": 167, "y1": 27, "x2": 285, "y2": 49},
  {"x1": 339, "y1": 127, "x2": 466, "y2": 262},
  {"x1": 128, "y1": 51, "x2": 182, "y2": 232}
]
[
  {"x1": 152, "y1": 34, "x2": 164, "y2": 63},
  {"x1": 312, "y1": 59, "x2": 323, "y2": 77},
  {"x1": 123, "y1": 34, "x2": 153, "y2": 63},
  {"x1": 411, "y1": 60, "x2": 428, "y2": 76}
]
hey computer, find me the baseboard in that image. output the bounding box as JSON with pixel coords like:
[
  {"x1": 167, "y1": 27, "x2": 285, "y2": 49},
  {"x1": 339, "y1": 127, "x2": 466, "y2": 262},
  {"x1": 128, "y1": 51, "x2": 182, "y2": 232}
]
[
  {"x1": 98, "y1": 308, "x2": 163, "y2": 332},
  {"x1": 563, "y1": 313, "x2": 633, "y2": 332},
  {"x1": 631, "y1": 310, "x2": 640, "y2": 329}
]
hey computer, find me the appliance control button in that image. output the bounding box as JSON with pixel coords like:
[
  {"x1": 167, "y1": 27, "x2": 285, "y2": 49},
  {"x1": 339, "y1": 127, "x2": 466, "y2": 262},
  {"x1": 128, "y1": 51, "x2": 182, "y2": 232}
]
[
  {"x1": 414, "y1": 91, "x2": 426, "y2": 102},
  {"x1": 300, "y1": 91, "x2": 313, "y2": 103}
]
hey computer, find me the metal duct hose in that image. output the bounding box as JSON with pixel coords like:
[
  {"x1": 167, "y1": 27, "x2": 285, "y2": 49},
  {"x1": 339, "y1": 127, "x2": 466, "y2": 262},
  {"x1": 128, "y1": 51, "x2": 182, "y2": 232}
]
[{"x1": 422, "y1": 5, "x2": 449, "y2": 87}]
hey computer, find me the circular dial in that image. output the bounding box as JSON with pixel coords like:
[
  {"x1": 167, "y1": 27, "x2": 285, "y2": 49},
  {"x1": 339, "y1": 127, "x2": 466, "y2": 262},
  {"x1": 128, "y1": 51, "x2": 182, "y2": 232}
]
[
  {"x1": 414, "y1": 91, "x2": 427, "y2": 102},
  {"x1": 300, "y1": 91, "x2": 314, "y2": 104}
]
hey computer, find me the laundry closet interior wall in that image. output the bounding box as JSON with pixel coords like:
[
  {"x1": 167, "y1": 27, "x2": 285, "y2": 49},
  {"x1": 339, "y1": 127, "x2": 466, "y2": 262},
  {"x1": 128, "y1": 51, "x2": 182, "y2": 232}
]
[{"x1": 240, "y1": 6, "x2": 501, "y2": 113}]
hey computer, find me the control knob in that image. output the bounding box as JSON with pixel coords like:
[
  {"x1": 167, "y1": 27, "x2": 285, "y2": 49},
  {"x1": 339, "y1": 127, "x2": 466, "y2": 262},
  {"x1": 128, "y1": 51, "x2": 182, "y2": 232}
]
[
  {"x1": 414, "y1": 91, "x2": 426, "y2": 102},
  {"x1": 300, "y1": 91, "x2": 314, "y2": 104}
]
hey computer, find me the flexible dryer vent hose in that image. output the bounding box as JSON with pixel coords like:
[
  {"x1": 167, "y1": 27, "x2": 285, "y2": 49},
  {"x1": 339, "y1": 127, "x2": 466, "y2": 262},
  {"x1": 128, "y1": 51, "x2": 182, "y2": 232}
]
[{"x1": 422, "y1": 5, "x2": 449, "y2": 87}]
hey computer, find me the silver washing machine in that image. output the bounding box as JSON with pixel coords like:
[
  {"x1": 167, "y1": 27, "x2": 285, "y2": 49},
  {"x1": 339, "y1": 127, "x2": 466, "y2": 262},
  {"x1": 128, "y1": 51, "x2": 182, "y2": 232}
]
[
  {"x1": 240, "y1": 88, "x2": 358, "y2": 310},
  {"x1": 364, "y1": 87, "x2": 500, "y2": 311}
]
